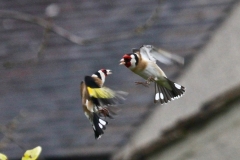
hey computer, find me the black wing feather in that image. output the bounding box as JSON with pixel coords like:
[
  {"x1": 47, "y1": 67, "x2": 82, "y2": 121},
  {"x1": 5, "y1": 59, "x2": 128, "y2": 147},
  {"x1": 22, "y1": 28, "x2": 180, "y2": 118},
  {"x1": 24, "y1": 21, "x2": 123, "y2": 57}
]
[{"x1": 84, "y1": 76, "x2": 100, "y2": 88}]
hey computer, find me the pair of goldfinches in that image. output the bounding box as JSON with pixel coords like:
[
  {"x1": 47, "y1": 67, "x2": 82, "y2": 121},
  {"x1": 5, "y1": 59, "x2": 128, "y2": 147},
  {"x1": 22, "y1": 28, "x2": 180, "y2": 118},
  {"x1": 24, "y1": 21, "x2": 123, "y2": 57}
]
[{"x1": 80, "y1": 45, "x2": 185, "y2": 139}]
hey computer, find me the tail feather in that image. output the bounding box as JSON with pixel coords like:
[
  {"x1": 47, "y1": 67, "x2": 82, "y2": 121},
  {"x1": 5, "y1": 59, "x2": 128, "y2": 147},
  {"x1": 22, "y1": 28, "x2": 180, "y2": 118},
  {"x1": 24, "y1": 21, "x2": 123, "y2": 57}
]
[
  {"x1": 162, "y1": 86, "x2": 171, "y2": 103},
  {"x1": 154, "y1": 78, "x2": 185, "y2": 104},
  {"x1": 92, "y1": 113, "x2": 108, "y2": 139}
]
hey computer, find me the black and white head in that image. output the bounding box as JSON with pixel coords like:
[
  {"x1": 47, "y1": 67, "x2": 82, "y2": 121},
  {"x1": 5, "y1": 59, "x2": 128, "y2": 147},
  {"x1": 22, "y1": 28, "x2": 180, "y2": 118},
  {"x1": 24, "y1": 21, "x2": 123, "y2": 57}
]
[
  {"x1": 92, "y1": 69, "x2": 112, "y2": 83},
  {"x1": 119, "y1": 52, "x2": 139, "y2": 69}
]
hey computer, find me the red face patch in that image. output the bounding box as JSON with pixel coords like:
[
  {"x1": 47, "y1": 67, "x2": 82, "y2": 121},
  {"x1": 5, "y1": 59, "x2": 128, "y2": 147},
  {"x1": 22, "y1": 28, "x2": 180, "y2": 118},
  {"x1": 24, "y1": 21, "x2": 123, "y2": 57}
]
[
  {"x1": 101, "y1": 69, "x2": 108, "y2": 76},
  {"x1": 123, "y1": 54, "x2": 132, "y2": 68}
]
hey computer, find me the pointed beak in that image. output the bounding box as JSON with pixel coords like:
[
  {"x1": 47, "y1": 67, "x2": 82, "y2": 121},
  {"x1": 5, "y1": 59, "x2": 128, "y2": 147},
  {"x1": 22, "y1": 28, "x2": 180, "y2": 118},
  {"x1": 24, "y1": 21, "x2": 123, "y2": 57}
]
[
  {"x1": 119, "y1": 59, "x2": 125, "y2": 65},
  {"x1": 106, "y1": 69, "x2": 112, "y2": 75}
]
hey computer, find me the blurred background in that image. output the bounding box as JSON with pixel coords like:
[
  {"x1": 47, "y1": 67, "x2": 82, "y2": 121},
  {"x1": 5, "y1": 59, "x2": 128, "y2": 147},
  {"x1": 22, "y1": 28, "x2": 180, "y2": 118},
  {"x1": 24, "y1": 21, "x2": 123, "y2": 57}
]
[{"x1": 1, "y1": 0, "x2": 240, "y2": 160}]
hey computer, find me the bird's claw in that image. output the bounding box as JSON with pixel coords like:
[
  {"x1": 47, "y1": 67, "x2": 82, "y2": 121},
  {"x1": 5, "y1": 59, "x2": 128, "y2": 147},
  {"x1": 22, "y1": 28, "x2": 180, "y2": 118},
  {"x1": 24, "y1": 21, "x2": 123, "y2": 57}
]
[
  {"x1": 135, "y1": 81, "x2": 150, "y2": 87},
  {"x1": 98, "y1": 108, "x2": 112, "y2": 118},
  {"x1": 135, "y1": 76, "x2": 155, "y2": 87}
]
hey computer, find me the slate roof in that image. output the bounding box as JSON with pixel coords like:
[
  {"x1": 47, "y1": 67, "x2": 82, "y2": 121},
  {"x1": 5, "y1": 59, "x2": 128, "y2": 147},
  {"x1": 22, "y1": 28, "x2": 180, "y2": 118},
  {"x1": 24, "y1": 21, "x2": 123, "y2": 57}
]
[
  {"x1": 0, "y1": 0, "x2": 238, "y2": 159},
  {"x1": 128, "y1": 84, "x2": 240, "y2": 160}
]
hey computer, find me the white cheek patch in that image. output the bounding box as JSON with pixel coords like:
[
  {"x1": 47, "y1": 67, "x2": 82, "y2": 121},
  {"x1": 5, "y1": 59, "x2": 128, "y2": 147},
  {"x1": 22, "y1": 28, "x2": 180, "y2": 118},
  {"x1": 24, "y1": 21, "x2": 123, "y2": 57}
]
[
  {"x1": 99, "y1": 119, "x2": 107, "y2": 125},
  {"x1": 130, "y1": 59, "x2": 136, "y2": 67},
  {"x1": 98, "y1": 71, "x2": 105, "y2": 83},
  {"x1": 174, "y1": 83, "x2": 182, "y2": 89},
  {"x1": 129, "y1": 55, "x2": 137, "y2": 68}
]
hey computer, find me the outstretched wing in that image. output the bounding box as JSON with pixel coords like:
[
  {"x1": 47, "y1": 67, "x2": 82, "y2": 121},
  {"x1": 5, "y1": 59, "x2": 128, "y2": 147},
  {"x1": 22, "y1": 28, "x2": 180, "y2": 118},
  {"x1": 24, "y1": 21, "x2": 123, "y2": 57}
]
[
  {"x1": 140, "y1": 45, "x2": 184, "y2": 65},
  {"x1": 84, "y1": 76, "x2": 127, "y2": 107},
  {"x1": 88, "y1": 86, "x2": 127, "y2": 106}
]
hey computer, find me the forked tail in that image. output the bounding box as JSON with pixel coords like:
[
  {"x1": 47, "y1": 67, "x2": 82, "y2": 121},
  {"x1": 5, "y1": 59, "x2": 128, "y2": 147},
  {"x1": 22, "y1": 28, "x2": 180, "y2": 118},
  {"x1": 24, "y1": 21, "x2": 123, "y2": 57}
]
[
  {"x1": 154, "y1": 78, "x2": 185, "y2": 104},
  {"x1": 92, "y1": 113, "x2": 108, "y2": 139}
]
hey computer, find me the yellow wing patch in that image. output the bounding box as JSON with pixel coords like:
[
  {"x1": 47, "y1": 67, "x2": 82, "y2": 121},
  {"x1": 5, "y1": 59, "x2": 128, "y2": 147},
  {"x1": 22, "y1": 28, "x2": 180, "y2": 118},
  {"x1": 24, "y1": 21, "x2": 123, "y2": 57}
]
[
  {"x1": 0, "y1": 153, "x2": 8, "y2": 160},
  {"x1": 22, "y1": 146, "x2": 42, "y2": 160},
  {"x1": 87, "y1": 87, "x2": 115, "y2": 99}
]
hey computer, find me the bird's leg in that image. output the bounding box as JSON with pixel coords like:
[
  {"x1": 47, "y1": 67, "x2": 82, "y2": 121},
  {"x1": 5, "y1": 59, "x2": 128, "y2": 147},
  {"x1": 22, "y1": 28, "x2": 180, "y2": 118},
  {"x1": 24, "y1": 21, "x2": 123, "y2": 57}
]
[
  {"x1": 98, "y1": 107, "x2": 113, "y2": 119},
  {"x1": 135, "y1": 76, "x2": 155, "y2": 87}
]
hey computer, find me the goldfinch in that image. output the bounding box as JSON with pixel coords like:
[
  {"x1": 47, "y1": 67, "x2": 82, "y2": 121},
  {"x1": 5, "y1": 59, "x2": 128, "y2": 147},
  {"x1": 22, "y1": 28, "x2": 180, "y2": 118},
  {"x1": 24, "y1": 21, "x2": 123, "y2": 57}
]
[
  {"x1": 80, "y1": 69, "x2": 127, "y2": 139},
  {"x1": 120, "y1": 45, "x2": 185, "y2": 104}
]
